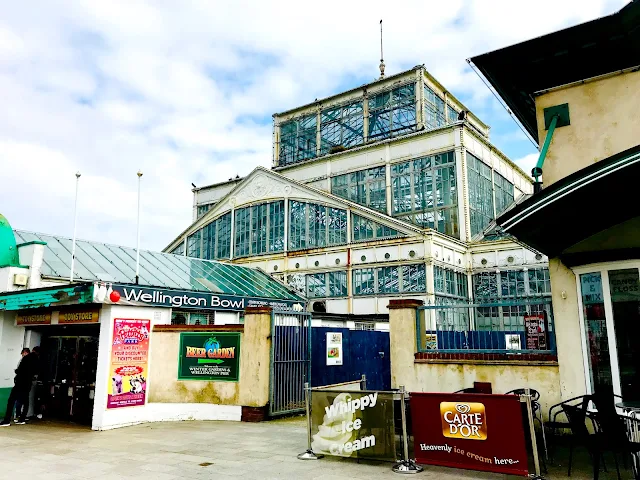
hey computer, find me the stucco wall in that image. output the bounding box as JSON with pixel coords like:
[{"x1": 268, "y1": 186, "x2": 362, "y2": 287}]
[
  {"x1": 548, "y1": 258, "x2": 587, "y2": 400},
  {"x1": 535, "y1": 69, "x2": 640, "y2": 187},
  {"x1": 148, "y1": 331, "x2": 242, "y2": 405}
]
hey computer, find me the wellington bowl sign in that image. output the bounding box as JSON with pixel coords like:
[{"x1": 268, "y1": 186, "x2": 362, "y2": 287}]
[{"x1": 92, "y1": 282, "x2": 303, "y2": 312}]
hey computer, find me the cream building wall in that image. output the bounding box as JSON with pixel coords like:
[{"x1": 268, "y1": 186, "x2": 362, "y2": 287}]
[{"x1": 535, "y1": 69, "x2": 640, "y2": 187}]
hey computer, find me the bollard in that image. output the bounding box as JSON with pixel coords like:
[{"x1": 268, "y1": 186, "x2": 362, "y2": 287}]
[
  {"x1": 392, "y1": 386, "x2": 423, "y2": 474},
  {"x1": 361, "y1": 374, "x2": 367, "y2": 390},
  {"x1": 524, "y1": 388, "x2": 544, "y2": 479},
  {"x1": 297, "y1": 382, "x2": 323, "y2": 460}
]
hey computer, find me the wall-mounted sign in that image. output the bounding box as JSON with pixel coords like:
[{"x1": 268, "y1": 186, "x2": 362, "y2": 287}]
[
  {"x1": 326, "y1": 332, "x2": 343, "y2": 366},
  {"x1": 178, "y1": 332, "x2": 240, "y2": 382},
  {"x1": 59, "y1": 310, "x2": 100, "y2": 324},
  {"x1": 411, "y1": 392, "x2": 528, "y2": 476},
  {"x1": 93, "y1": 282, "x2": 302, "y2": 312},
  {"x1": 107, "y1": 318, "x2": 150, "y2": 409},
  {"x1": 425, "y1": 334, "x2": 438, "y2": 350},
  {"x1": 524, "y1": 314, "x2": 547, "y2": 350},
  {"x1": 16, "y1": 312, "x2": 51, "y2": 326},
  {"x1": 505, "y1": 334, "x2": 521, "y2": 350}
]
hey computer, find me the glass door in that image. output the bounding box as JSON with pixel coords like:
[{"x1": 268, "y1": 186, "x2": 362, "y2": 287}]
[{"x1": 578, "y1": 262, "x2": 640, "y2": 401}]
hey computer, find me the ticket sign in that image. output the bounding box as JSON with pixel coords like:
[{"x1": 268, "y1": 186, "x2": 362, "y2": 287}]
[
  {"x1": 59, "y1": 310, "x2": 100, "y2": 324},
  {"x1": 411, "y1": 393, "x2": 529, "y2": 476},
  {"x1": 16, "y1": 312, "x2": 51, "y2": 326}
]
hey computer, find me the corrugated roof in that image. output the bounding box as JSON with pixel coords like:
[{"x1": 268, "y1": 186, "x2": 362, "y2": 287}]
[{"x1": 14, "y1": 230, "x2": 303, "y2": 302}]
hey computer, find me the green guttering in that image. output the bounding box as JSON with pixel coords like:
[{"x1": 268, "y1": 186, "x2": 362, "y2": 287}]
[
  {"x1": 0, "y1": 283, "x2": 94, "y2": 311},
  {"x1": 532, "y1": 114, "x2": 558, "y2": 183}
]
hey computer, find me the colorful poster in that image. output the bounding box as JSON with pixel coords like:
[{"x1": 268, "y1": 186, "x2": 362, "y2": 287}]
[
  {"x1": 107, "y1": 318, "x2": 150, "y2": 409},
  {"x1": 411, "y1": 392, "x2": 529, "y2": 476},
  {"x1": 524, "y1": 314, "x2": 547, "y2": 350},
  {"x1": 311, "y1": 389, "x2": 396, "y2": 461},
  {"x1": 326, "y1": 332, "x2": 343, "y2": 366},
  {"x1": 425, "y1": 334, "x2": 438, "y2": 350},
  {"x1": 178, "y1": 332, "x2": 240, "y2": 381}
]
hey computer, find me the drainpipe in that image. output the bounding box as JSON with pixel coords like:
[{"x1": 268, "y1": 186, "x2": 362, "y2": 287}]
[
  {"x1": 531, "y1": 103, "x2": 570, "y2": 193},
  {"x1": 532, "y1": 115, "x2": 558, "y2": 193}
]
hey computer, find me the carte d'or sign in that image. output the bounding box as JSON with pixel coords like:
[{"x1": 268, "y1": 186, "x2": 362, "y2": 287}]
[
  {"x1": 411, "y1": 392, "x2": 528, "y2": 476},
  {"x1": 440, "y1": 402, "x2": 487, "y2": 441}
]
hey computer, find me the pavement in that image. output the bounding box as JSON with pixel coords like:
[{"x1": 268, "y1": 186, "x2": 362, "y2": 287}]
[{"x1": 0, "y1": 416, "x2": 637, "y2": 479}]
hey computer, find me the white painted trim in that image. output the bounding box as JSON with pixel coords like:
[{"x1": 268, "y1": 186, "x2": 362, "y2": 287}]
[
  {"x1": 503, "y1": 153, "x2": 640, "y2": 230},
  {"x1": 600, "y1": 270, "x2": 622, "y2": 398},
  {"x1": 93, "y1": 404, "x2": 242, "y2": 431},
  {"x1": 575, "y1": 274, "x2": 592, "y2": 394}
]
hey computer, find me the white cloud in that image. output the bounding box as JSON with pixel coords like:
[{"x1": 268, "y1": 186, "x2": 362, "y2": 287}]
[
  {"x1": 0, "y1": 0, "x2": 628, "y2": 250},
  {"x1": 515, "y1": 153, "x2": 539, "y2": 177}
]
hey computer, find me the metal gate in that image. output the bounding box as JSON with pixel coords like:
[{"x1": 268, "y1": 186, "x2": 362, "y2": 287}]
[{"x1": 269, "y1": 310, "x2": 311, "y2": 416}]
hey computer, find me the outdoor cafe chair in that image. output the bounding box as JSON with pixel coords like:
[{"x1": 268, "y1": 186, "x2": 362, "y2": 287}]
[
  {"x1": 547, "y1": 394, "x2": 602, "y2": 461},
  {"x1": 506, "y1": 388, "x2": 548, "y2": 460}
]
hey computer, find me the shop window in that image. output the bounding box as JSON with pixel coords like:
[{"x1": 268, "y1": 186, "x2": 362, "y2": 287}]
[
  {"x1": 353, "y1": 264, "x2": 425, "y2": 296},
  {"x1": 351, "y1": 214, "x2": 401, "y2": 242},
  {"x1": 391, "y1": 151, "x2": 458, "y2": 238},
  {"x1": 320, "y1": 101, "x2": 364, "y2": 154},
  {"x1": 288, "y1": 200, "x2": 346, "y2": 251},
  {"x1": 368, "y1": 83, "x2": 416, "y2": 140},
  {"x1": 331, "y1": 167, "x2": 386, "y2": 212},
  {"x1": 279, "y1": 114, "x2": 317, "y2": 166},
  {"x1": 171, "y1": 310, "x2": 215, "y2": 325},
  {"x1": 234, "y1": 201, "x2": 284, "y2": 258}
]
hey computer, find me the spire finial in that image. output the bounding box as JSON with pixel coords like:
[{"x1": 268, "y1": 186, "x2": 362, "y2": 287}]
[{"x1": 379, "y1": 19, "x2": 385, "y2": 79}]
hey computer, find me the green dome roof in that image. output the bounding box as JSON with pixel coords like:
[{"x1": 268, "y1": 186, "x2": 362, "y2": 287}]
[{"x1": 0, "y1": 214, "x2": 20, "y2": 267}]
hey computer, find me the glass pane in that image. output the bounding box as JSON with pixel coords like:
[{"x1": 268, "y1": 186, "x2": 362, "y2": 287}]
[
  {"x1": 608, "y1": 269, "x2": 640, "y2": 400},
  {"x1": 580, "y1": 273, "x2": 612, "y2": 393}
]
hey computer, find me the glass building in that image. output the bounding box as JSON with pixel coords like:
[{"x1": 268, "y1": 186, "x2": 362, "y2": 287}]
[{"x1": 167, "y1": 66, "x2": 549, "y2": 330}]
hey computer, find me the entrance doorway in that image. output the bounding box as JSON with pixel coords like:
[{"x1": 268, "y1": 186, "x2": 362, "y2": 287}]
[
  {"x1": 577, "y1": 262, "x2": 640, "y2": 401},
  {"x1": 30, "y1": 324, "x2": 100, "y2": 425}
]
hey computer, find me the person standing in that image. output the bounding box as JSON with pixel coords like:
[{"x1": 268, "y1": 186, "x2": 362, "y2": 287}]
[
  {"x1": 1, "y1": 346, "x2": 38, "y2": 427},
  {"x1": 12, "y1": 348, "x2": 30, "y2": 422}
]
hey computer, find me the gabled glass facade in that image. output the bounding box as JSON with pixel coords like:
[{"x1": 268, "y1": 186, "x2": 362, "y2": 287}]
[
  {"x1": 203, "y1": 212, "x2": 232, "y2": 260},
  {"x1": 234, "y1": 201, "x2": 285, "y2": 258},
  {"x1": 391, "y1": 151, "x2": 458, "y2": 237},
  {"x1": 288, "y1": 200, "x2": 347, "y2": 251},
  {"x1": 331, "y1": 166, "x2": 386, "y2": 212}
]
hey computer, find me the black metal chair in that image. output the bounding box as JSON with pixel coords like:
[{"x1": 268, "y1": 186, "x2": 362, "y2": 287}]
[
  {"x1": 547, "y1": 394, "x2": 600, "y2": 461},
  {"x1": 507, "y1": 388, "x2": 547, "y2": 460},
  {"x1": 562, "y1": 399, "x2": 608, "y2": 479}
]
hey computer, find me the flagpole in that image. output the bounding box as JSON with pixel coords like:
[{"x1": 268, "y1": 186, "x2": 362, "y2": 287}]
[
  {"x1": 135, "y1": 170, "x2": 143, "y2": 285},
  {"x1": 70, "y1": 171, "x2": 81, "y2": 282}
]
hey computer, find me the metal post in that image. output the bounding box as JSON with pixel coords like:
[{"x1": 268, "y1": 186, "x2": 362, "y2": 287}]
[
  {"x1": 361, "y1": 374, "x2": 367, "y2": 390},
  {"x1": 297, "y1": 383, "x2": 323, "y2": 460},
  {"x1": 69, "y1": 171, "x2": 81, "y2": 282},
  {"x1": 524, "y1": 388, "x2": 543, "y2": 479},
  {"x1": 393, "y1": 386, "x2": 423, "y2": 474},
  {"x1": 135, "y1": 170, "x2": 143, "y2": 285}
]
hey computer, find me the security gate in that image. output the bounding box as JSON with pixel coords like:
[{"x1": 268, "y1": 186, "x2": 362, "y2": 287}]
[{"x1": 269, "y1": 310, "x2": 311, "y2": 416}]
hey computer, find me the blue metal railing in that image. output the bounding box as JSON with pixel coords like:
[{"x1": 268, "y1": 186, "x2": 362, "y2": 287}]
[{"x1": 416, "y1": 299, "x2": 556, "y2": 354}]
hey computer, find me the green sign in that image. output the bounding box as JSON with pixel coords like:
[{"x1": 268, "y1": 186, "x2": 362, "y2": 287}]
[{"x1": 178, "y1": 332, "x2": 241, "y2": 382}]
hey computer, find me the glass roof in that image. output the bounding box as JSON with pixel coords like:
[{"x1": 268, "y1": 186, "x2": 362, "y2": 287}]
[{"x1": 14, "y1": 230, "x2": 303, "y2": 302}]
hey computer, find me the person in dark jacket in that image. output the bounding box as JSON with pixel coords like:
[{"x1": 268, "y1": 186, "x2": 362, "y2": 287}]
[{"x1": 1, "y1": 346, "x2": 39, "y2": 426}]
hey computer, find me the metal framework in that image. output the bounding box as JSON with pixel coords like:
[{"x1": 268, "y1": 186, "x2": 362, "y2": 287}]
[{"x1": 269, "y1": 310, "x2": 312, "y2": 416}]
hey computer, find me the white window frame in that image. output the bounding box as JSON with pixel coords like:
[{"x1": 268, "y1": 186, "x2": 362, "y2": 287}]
[{"x1": 573, "y1": 259, "x2": 640, "y2": 399}]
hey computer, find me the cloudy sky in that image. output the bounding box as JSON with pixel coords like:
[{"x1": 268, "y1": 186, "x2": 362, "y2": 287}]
[{"x1": 0, "y1": 0, "x2": 626, "y2": 251}]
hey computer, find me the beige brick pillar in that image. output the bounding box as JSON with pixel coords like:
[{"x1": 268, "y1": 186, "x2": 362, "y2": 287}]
[
  {"x1": 239, "y1": 306, "x2": 272, "y2": 421},
  {"x1": 388, "y1": 299, "x2": 423, "y2": 390}
]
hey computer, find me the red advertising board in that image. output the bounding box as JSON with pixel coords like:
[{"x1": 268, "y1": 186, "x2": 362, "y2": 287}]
[{"x1": 411, "y1": 392, "x2": 529, "y2": 476}]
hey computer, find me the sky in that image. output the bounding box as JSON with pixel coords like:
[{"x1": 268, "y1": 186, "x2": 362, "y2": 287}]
[{"x1": 0, "y1": 0, "x2": 627, "y2": 251}]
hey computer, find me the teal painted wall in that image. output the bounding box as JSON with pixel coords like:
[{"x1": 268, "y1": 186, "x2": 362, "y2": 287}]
[{"x1": 0, "y1": 387, "x2": 11, "y2": 417}]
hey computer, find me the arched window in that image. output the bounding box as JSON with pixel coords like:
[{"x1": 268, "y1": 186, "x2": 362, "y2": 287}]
[
  {"x1": 234, "y1": 200, "x2": 285, "y2": 258},
  {"x1": 288, "y1": 200, "x2": 347, "y2": 251}
]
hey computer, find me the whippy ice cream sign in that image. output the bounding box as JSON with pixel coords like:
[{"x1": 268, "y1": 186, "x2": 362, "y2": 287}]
[{"x1": 310, "y1": 390, "x2": 396, "y2": 461}]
